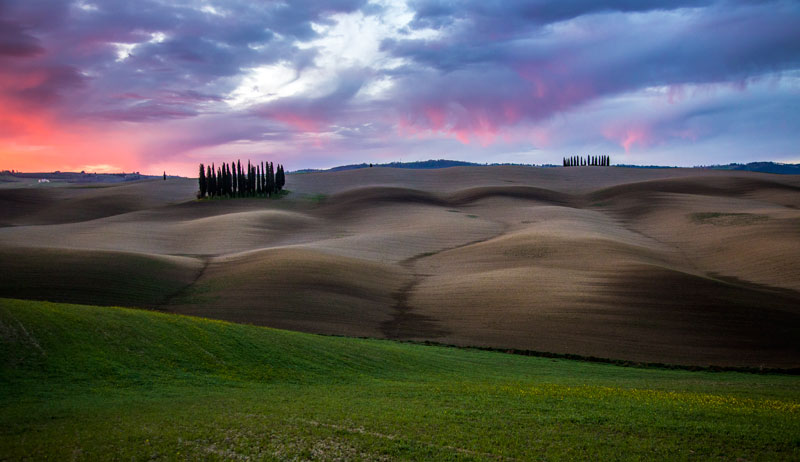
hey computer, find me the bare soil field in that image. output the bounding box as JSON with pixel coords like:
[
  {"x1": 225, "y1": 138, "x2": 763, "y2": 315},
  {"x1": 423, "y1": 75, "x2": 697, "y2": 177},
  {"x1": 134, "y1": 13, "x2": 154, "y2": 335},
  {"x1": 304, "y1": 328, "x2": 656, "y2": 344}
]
[{"x1": 1, "y1": 167, "x2": 798, "y2": 367}]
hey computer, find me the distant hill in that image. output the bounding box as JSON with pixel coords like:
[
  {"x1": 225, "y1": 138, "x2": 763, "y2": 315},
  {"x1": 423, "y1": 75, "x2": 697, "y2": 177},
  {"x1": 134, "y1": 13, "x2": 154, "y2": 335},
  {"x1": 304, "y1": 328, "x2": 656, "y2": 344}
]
[
  {"x1": 616, "y1": 162, "x2": 799, "y2": 174},
  {"x1": 704, "y1": 162, "x2": 800, "y2": 175},
  {"x1": 294, "y1": 159, "x2": 481, "y2": 173},
  {"x1": 294, "y1": 159, "x2": 798, "y2": 175},
  {"x1": 0, "y1": 170, "x2": 171, "y2": 184}
]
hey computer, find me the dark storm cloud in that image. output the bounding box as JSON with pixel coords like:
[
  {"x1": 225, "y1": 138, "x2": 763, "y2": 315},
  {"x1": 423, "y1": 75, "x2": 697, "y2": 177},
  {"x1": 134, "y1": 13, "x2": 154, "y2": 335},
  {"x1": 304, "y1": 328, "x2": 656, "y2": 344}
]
[
  {"x1": 407, "y1": 0, "x2": 711, "y2": 30},
  {"x1": 1, "y1": 0, "x2": 799, "y2": 172},
  {"x1": 384, "y1": 0, "x2": 800, "y2": 140},
  {"x1": 0, "y1": 0, "x2": 368, "y2": 121},
  {"x1": 249, "y1": 68, "x2": 370, "y2": 130},
  {"x1": 0, "y1": 20, "x2": 44, "y2": 56}
]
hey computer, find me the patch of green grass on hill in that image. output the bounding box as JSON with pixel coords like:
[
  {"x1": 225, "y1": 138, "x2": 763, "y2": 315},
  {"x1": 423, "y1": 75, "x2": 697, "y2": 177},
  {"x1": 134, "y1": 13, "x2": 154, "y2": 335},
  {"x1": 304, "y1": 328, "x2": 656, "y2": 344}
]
[
  {"x1": 689, "y1": 212, "x2": 769, "y2": 226},
  {"x1": 1, "y1": 298, "x2": 799, "y2": 460},
  {"x1": 305, "y1": 192, "x2": 327, "y2": 203},
  {"x1": 0, "y1": 248, "x2": 199, "y2": 308}
]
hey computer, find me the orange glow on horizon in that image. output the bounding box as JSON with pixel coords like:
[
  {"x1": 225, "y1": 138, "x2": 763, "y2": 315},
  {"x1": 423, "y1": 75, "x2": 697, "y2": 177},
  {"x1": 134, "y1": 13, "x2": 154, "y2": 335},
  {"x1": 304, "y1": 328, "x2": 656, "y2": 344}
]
[{"x1": 0, "y1": 101, "x2": 142, "y2": 174}]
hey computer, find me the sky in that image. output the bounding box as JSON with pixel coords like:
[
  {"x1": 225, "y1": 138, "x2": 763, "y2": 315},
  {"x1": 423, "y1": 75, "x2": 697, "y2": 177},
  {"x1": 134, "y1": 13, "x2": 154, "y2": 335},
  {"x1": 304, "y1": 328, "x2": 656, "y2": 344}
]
[{"x1": 1, "y1": 0, "x2": 799, "y2": 176}]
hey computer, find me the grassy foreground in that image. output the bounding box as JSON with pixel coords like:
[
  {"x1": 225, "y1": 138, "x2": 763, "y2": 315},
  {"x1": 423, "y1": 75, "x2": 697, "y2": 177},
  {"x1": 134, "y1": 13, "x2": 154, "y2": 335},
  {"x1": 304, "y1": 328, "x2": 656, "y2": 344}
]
[{"x1": 1, "y1": 298, "x2": 798, "y2": 461}]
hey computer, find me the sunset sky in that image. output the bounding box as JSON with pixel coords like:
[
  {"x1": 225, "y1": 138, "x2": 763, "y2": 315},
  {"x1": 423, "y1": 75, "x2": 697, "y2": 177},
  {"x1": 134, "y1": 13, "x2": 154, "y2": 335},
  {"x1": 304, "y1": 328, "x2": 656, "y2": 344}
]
[{"x1": 1, "y1": 0, "x2": 798, "y2": 176}]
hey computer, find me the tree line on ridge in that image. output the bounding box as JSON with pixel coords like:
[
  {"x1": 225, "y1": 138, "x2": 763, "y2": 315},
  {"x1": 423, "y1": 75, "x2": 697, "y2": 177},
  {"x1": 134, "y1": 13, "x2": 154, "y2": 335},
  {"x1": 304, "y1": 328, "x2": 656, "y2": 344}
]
[
  {"x1": 563, "y1": 155, "x2": 611, "y2": 167},
  {"x1": 197, "y1": 160, "x2": 285, "y2": 199}
]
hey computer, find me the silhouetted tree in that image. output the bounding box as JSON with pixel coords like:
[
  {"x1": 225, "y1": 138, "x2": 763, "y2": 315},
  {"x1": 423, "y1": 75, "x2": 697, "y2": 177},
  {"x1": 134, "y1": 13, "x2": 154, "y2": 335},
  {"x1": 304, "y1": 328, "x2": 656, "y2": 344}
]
[
  {"x1": 215, "y1": 166, "x2": 221, "y2": 196},
  {"x1": 272, "y1": 162, "x2": 277, "y2": 193},
  {"x1": 198, "y1": 163, "x2": 207, "y2": 198},
  {"x1": 266, "y1": 162, "x2": 274, "y2": 195},
  {"x1": 261, "y1": 161, "x2": 266, "y2": 195},
  {"x1": 277, "y1": 164, "x2": 285, "y2": 191},
  {"x1": 231, "y1": 162, "x2": 236, "y2": 196},
  {"x1": 198, "y1": 158, "x2": 287, "y2": 200},
  {"x1": 235, "y1": 160, "x2": 241, "y2": 197},
  {"x1": 211, "y1": 163, "x2": 218, "y2": 197},
  {"x1": 226, "y1": 163, "x2": 232, "y2": 196},
  {"x1": 207, "y1": 165, "x2": 213, "y2": 198},
  {"x1": 257, "y1": 163, "x2": 262, "y2": 195}
]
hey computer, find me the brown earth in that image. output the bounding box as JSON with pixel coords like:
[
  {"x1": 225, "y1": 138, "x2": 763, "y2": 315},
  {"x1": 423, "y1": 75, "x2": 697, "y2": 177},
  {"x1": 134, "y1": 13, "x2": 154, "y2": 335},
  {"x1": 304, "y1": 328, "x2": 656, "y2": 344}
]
[{"x1": 1, "y1": 167, "x2": 798, "y2": 367}]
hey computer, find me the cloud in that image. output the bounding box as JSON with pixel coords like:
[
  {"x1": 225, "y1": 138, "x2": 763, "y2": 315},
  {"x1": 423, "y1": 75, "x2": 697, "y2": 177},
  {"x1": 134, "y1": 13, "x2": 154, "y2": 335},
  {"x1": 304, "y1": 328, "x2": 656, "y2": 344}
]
[
  {"x1": 0, "y1": 0, "x2": 798, "y2": 175},
  {"x1": 383, "y1": 1, "x2": 800, "y2": 141},
  {"x1": 0, "y1": 20, "x2": 45, "y2": 57}
]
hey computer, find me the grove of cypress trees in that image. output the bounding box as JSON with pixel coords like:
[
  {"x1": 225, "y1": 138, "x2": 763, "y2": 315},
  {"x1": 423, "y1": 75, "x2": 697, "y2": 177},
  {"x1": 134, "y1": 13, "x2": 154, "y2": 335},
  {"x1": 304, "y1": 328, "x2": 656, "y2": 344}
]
[{"x1": 197, "y1": 158, "x2": 288, "y2": 200}]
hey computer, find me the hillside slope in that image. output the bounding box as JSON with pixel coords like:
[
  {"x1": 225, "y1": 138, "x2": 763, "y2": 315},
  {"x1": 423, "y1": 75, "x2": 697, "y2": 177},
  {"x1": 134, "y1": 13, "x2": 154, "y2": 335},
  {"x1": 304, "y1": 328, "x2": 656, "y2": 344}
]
[
  {"x1": 1, "y1": 167, "x2": 799, "y2": 367},
  {"x1": 1, "y1": 298, "x2": 799, "y2": 460}
]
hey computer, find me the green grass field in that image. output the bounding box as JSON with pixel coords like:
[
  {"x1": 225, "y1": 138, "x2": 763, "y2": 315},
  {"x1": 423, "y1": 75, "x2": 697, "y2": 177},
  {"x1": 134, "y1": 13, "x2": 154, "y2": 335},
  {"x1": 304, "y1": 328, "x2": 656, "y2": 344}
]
[{"x1": 1, "y1": 298, "x2": 798, "y2": 460}]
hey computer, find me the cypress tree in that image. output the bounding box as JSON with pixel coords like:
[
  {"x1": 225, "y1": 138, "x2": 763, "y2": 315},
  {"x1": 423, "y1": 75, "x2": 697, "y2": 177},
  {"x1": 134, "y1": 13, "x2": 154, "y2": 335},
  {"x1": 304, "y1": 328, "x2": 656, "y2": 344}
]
[
  {"x1": 269, "y1": 162, "x2": 275, "y2": 194},
  {"x1": 221, "y1": 163, "x2": 227, "y2": 197},
  {"x1": 222, "y1": 163, "x2": 228, "y2": 197},
  {"x1": 232, "y1": 162, "x2": 237, "y2": 195},
  {"x1": 261, "y1": 161, "x2": 266, "y2": 195},
  {"x1": 199, "y1": 163, "x2": 206, "y2": 198},
  {"x1": 240, "y1": 160, "x2": 245, "y2": 196},
  {"x1": 211, "y1": 163, "x2": 217, "y2": 198},
  {"x1": 215, "y1": 165, "x2": 220, "y2": 196},
  {"x1": 236, "y1": 160, "x2": 242, "y2": 197},
  {"x1": 226, "y1": 163, "x2": 232, "y2": 196},
  {"x1": 257, "y1": 164, "x2": 262, "y2": 195},
  {"x1": 246, "y1": 161, "x2": 251, "y2": 196},
  {"x1": 277, "y1": 164, "x2": 285, "y2": 191},
  {"x1": 266, "y1": 162, "x2": 273, "y2": 196},
  {"x1": 224, "y1": 163, "x2": 229, "y2": 197},
  {"x1": 207, "y1": 165, "x2": 213, "y2": 198}
]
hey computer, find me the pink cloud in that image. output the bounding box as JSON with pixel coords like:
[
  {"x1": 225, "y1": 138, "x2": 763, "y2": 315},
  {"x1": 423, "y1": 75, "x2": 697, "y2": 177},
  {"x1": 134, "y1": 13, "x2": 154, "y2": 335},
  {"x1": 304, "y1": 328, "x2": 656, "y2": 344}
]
[{"x1": 603, "y1": 124, "x2": 653, "y2": 152}]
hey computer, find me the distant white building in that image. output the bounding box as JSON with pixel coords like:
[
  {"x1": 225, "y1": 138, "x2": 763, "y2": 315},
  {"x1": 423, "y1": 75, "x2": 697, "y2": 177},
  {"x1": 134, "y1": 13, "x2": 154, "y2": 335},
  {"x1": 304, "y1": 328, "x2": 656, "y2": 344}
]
[{"x1": 38, "y1": 179, "x2": 50, "y2": 183}]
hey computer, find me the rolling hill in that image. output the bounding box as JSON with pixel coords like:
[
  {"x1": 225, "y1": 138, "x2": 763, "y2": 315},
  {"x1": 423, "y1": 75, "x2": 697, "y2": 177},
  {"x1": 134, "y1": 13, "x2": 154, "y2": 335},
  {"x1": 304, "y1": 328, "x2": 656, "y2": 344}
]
[
  {"x1": 0, "y1": 166, "x2": 798, "y2": 367},
  {"x1": 1, "y1": 298, "x2": 798, "y2": 460}
]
